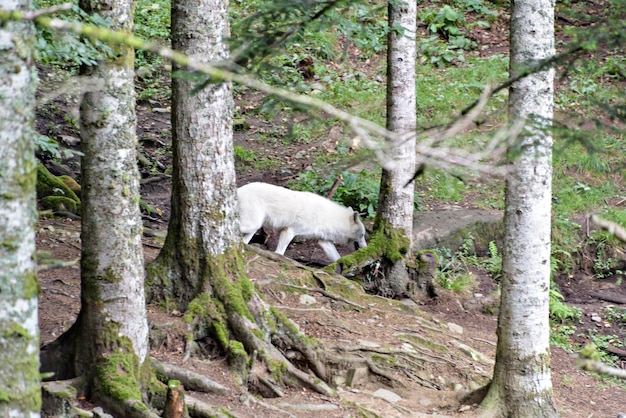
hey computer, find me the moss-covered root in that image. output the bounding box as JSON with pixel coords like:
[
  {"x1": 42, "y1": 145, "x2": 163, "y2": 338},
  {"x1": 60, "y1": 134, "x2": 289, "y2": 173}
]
[
  {"x1": 228, "y1": 310, "x2": 335, "y2": 397},
  {"x1": 36, "y1": 162, "x2": 81, "y2": 214},
  {"x1": 327, "y1": 221, "x2": 412, "y2": 299},
  {"x1": 94, "y1": 353, "x2": 159, "y2": 418},
  {"x1": 186, "y1": 290, "x2": 334, "y2": 396}
]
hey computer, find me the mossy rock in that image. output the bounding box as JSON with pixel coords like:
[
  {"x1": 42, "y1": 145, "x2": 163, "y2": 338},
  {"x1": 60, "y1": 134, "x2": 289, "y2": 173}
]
[
  {"x1": 37, "y1": 163, "x2": 81, "y2": 214},
  {"x1": 412, "y1": 209, "x2": 504, "y2": 255}
]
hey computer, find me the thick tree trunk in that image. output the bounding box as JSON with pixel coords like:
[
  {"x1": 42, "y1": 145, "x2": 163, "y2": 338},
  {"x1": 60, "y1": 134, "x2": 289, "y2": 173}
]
[
  {"x1": 40, "y1": 0, "x2": 153, "y2": 415},
  {"x1": 147, "y1": 0, "x2": 239, "y2": 306},
  {"x1": 0, "y1": 2, "x2": 41, "y2": 416},
  {"x1": 481, "y1": 0, "x2": 558, "y2": 416},
  {"x1": 371, "y1": 0, "x2": 417, "y2": 297},
  {"x1": 145, "y1": 0, "x2": 338, "y2": 396}
]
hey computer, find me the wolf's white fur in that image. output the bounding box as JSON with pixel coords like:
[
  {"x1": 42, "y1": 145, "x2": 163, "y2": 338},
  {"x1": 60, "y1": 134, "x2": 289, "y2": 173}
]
[{"x1": 238, "y1": 182, "x2": 367, "y2": 262}]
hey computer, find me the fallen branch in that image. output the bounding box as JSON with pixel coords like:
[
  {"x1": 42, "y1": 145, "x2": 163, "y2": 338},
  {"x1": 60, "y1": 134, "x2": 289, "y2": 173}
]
[
  {"x1": 0, "y1": 7, "x2": 514, "y2": 177},
  {"x1": 593, "y1": 292, "x2": 626, "y2": 305},
  {"x1": 590, "y1": 214, "x2": 626, "y2": 242},
  {"x1": 37, "y1": 257, "x2": 80, "y2": 272},
  {"x1": 579, "y1": 358, "x2": 626, "y2": 379}
]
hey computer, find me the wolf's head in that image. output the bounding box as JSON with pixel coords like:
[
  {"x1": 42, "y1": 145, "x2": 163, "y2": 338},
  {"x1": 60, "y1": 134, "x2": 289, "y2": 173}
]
[{"x1": 349, "y1": 210, "x2": 367, "y2": 250}]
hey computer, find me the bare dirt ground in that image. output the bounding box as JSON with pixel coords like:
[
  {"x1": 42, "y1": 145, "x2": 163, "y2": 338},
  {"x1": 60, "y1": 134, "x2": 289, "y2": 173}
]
[
  {"x1": 35, "y1": 1, "x2": 626, "y2": 416},
  {"x1": 37, "y1": 214, "x2": 626, "y2": 417}
]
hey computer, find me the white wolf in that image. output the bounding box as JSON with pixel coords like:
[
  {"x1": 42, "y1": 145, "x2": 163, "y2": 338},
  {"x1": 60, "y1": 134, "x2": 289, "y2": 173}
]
[{"x1": 237, "y1": 182, "x2": 367, "y2": 263}]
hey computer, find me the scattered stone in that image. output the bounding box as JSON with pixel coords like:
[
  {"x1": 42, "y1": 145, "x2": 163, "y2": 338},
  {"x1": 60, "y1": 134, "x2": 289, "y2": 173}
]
[
  {"x1": 447, "y1": 322, "x2": 464, "y2": 334},
  {"x1": 346, "y1": 366, "x2": 369, "y2": 387},
  {"x1": 459, "y1": 405, "x2": 472, "y2": 412},
  {"x1": 299, "y1": 294, "x2": 317, "y2": 305},
  {"x1": 591, "y1": 314, "x2": 602, "y2": 323},
  {"x1": 58, "y1": 135, "x2": 80, "y2": 146},
  {"x1": 41, "y1": 381, "x2": 78, "y2": 418},
  {"x1": 357, "y1": 339, "x2": 380, "y2": 348},
  {"x1": 152, "y1": 107, "x2": 170, "y2": 113},
  {"x1": 373, "y1": 388, "x2": 402, "y2": 404},
  {"x1": 331, "y1": 374, "x2": 346, "y2": 387},
  {"x1": 279, "y1": 403, "x2": 339, "y2": 412},
  {"x1": 93, "y1": 407, "x2": 114, "y2": 418}
]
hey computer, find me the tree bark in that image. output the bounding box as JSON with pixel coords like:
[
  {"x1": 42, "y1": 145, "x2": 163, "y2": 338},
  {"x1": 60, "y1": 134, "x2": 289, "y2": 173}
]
[
  {"x1": 0, "y1": 1, "x2": 41, "y2": 415},
  {"x1": 147, "y1": 0, "x2": 239, "y2": 305},
  {"x1": 371, "y1": 0, "x2": 417, "y2": 297},
  {"x1": 481, "y1": 0, "x2": 558, "y2": 416},
  {"x1": 40, "y1": 0, "x2": 152, "y2": 414},
  {"x1": 145, "y1": 0, "x2": 339, "y2": 396}
]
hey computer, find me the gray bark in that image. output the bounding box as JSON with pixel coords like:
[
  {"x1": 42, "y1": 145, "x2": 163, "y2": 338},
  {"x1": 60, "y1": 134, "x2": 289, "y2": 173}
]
[
  {"x1": 147, "y1": 0, "x2": 238, "y2": 305},
  {"x1": 371, "y1": 0, "x2": 417, "y2": 297},
  {"x1": 481, "y1": 0, "x2": 558, "y2": 416},
  {"x1": 376, "y1": 0, "x2": 417, "y2": 237},
  {"x1": 78, "y1": 0, "x2": 148, "y2": 366},
  {"x1": 0, "y1": 0, "x2": 40, "y2": 415},
  {"x1": 40, "y1": 0, "x2": 150, "y2": 414}
]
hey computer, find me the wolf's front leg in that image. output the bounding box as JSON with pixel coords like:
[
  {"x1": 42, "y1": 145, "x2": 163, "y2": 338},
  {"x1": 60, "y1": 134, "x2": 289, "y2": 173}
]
[
  {"x1": 275, "y1": 227, "x2": 296, "y2": 255},
  {"x1": 318, "y1": 240, "x2": 341, "y2": 263}
]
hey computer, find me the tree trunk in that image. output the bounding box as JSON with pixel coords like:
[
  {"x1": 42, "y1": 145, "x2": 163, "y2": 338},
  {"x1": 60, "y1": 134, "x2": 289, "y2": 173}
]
[
  {"x1": 40, "y1": 0, "x2": 153, "y2": 414},
  {"x1": 371, "y1": 0, "x2": 417, "y2": 297},
  {"x1": 480, "y1": 0, "x2": 558, "y2": 416},
  {"x1": 145, "y1": 0, "x2": 337, "y2": 396},
  {"x1": 147, "y1": 0, "x2": 239, "y2": 306},
  {"x1": 0, "y1": 2, "x2": 41, "y2": 416}
]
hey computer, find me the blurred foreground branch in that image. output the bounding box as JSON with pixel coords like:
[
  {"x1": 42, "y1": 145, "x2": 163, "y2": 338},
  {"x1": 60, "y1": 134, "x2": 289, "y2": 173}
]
[{"x1": 2, "y1": 5, "x2": 513, "y2": 176}]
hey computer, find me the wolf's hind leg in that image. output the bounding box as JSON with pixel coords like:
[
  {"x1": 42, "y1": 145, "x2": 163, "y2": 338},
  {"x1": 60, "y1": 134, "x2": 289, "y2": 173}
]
[
  {"x1": 242, "y1": 232, "x2": 255, "y2": 244},
  {"x1": 318, "y1": 240, "x2": 341, "y2": 263},
  {"x1": 275, "y1": 227, "x2": 295, "y2": 255}
]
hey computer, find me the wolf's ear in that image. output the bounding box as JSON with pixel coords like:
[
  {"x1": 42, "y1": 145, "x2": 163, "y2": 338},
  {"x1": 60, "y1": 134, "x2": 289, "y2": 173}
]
[{"x1": 353, "y1": 211, "x2": 360, "y2": 223}]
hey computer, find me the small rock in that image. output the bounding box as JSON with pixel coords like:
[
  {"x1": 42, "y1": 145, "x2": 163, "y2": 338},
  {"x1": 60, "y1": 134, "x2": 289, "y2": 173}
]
[
  {"x1": 279, "y1": 403, "x2": 338, "y2": 412},
  {"x1": 373, "y1": 388, "x2": 402, "y2": 403},
  {"x1": 459, "y1": 405, "x2": 472, "y2": 412},
  {"x1": 357, "y1": 339, "x2": 380, "y2": 348},
  {"x1": 93, "y1": 407, "x2": 114, "y2": 418},
  {"x1": 59, "y1": 135, "x2": 80, "y2": 146},
  {"x1": 346, "y1": 366, "x2": 369, "y2": 387},
  {"x1": 448, "y1": 322, "x2": 464, "y2": 334},
  {"x1": 299, "y1": 294, "x2": 317, "y2": 305},
  {"x1": 591, "y1": 314, "x2": 602, "y2": 323}
]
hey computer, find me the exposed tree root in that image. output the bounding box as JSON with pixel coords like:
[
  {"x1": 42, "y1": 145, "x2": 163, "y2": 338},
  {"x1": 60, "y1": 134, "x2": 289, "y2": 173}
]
[
  {"x1": 151, "y1": 358, "x2": 229, "y2": 394},
  {"x1": 186, "y1": 395, "x2": 242, "y2": 418},
  {"x1": 282, "y1": 283, "x2": 364, "y2": 309},
  {"x1": 226, "y1": 300, "x2": 335, "y2": 397},
  {"x1": 105, "y1": 398, "x2": 160, "y2": 418}
]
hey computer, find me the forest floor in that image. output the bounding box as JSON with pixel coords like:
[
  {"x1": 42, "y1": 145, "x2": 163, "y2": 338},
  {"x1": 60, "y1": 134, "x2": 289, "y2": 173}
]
[{"x1": 35, "y1": 1, "x2": 626, "y2": 417}]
